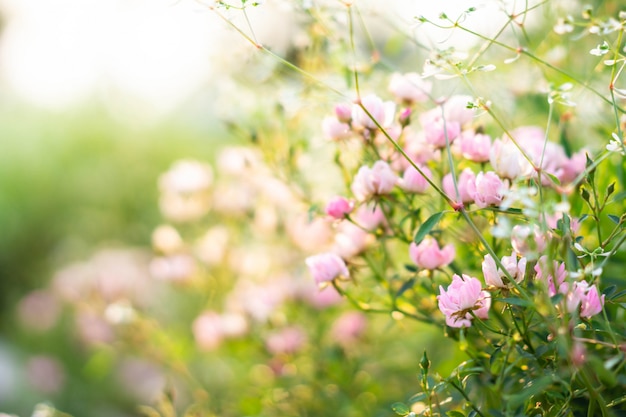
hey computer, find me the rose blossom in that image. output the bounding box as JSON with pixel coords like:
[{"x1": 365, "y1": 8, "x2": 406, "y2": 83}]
[
  {"x1": 351, "y1": 160, "x2": 398, "y2": 201},
  {"x1": 472, "y1": 171, "x2": 507, "y2": 208},
  {"x1": 409, "y1": 237, "x2": 455, "y2": 270},
  {"x1": 438, "y1": 274, "x2": 491, "y2": 328},
  {"x1": 305, "y1": 253, "x2": 349, "y2": 285}
]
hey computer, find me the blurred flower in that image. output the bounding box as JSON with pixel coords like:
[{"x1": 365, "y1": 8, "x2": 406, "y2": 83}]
[
  {"x1": 195, "y1": 225, "x2": 230, "y2": 265},
  {"x1": 17, "y1": 290, "x2": 60, "y2": 332},
  {"x1": 534, "y1": 256, "x2": 568, "y2": 297},
  {"x1": 266, "y1": 326, "x2": 307, "y2": 355},
  {"x1": 158, "y1": 160, "x2": 213, "y2": 221},
  {"x1": 152, "y1": 224, "x2": 184, "y2": 255},
  {"x1": 117, "y1": 358, "x2": 165, "y2": 403},
  {"x1": 420, "y1": 109, "x2": 460, "y2": 148},
  {"x1": 325, "y1": 196, "x2": 354, "y2": 219},
  {"x1": 352, "y1": 203, "x2": 386, "y2": 231},
  {"x1": 150, "y1": 254, "x2": 196, "y2": 283},
  {"x1": 472, "y1": 171, "x2": 507, "y2": 208},
  {"x1": 25, "y1": 356, "x2": 65, "y2": 395},
  {"x1": 287, "y1": 215, "x2": 333, "y2": 252},
  {"x1": 437, "y1": 274, "x2": 491, "y2": 328},
  {"x1": 193, "y1": 311, "x2": 223, "y2": 351},
  {"x1": 75, "y1": 311, "x2": 115, "y2": 346},
  {"x1": 217, "y1": 146, "x2": 265, "y2": 177},
  {"x1": 388, "y1": 72, "x2": 431, "y2": 103},
  {"x1": 490, "y1": 137, "x2": 524, "y2": 180},
  {"x1": 443, "y1": 168, "x2": 476, "y2": 204},
  {"x1": 305, "y1": 253, "x2": 349, "y2": 285},
  {"x1": 351, "y1": 160, "x2": 397, "y2": 201},
  {"x1": 322, "y1": 116, "x2": 351, "y2": 141},
  {"x1": 399, "y1": 165, "x2": 432, "y2": 194},
  {"x1": 334, "y1": 103, "x2": 352, "y2": 122},
  {"x1": 443, "y1": 95, "x2": 476, "y2": 127},
  {"x1": 332, "y1": 221, "x2": 373, "y2": 259},
  {"x1": 351, "y1": 94, "x2": 395, "y2": 131},
  {"x1": 331, "y1": 312, "x2": 367, "y2": 345},
  {"x1": 511, "y1": 224, "x2": 547, "y2": 259},
  {"x1": 409, "y1": 237, "x2": 455, "y2": 270},
  {"x1": 302, "y1": 284, "x2": 344, "y2": 309},
  {"x1": 459, "y1": 131, "x2": 491, "y2": 162}
]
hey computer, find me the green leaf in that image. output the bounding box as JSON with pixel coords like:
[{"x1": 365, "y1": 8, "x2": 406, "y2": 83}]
[
  {"x1": 396, "y1": 278, "x2": 416, "y2": 297},
  {"x1": 608, "y1": 214, "x2": 620, "y2": 224},
  {"x1": 391, "y1": 402, "x2": 410, "y2": 416},
  {"x1": 581, "y1": 187, "x2": 591, "y2": 203},
  {"x1": 447, "y1": 411, "x2": 466, "y2": 417},
  {"x1": 414, "y1": 212, "x2": 444, "y2": 244},
  {"x1": 408, "y1": 392, "x2": 428, "y2": 404}
]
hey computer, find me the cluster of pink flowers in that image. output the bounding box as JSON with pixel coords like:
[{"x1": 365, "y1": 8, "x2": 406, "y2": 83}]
[{"x1": 299, "y1": 69, "x2": 610, "y2": 340}]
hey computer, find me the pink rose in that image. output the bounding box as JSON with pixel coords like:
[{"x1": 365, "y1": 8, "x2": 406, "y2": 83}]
[
  {"x1": 305, "y1": 253, "x2": 349, "y2": 285},
  {"x1": 438, "y1": 274, "x2": 491, "y2": 328},
  {"x1": 409, "y1": 237, "x2": 455, "y2": 270}
]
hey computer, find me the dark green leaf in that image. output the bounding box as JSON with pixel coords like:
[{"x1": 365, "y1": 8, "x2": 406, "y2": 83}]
[
  {"x1": 581, "y1": 187, "x2": 591, "y2": 203},
  {"x1": 414, "y1": 212, "x2": 445, "y2": 244},
  {"x1": 396, "y1": 278, "x2": 416, "y2": 297},
  {"x1": 551, "y1": 293, "x2": 564, "y2": 304},
  {"x1": 603, "y1": 285, "x2": 617, "y2": 297},
  {"x1": 608, "y1": 214, "x2": 620, "y2": 224},
  {"x1": 404, "y1": 264, "x2": 418, "y2": 273}
]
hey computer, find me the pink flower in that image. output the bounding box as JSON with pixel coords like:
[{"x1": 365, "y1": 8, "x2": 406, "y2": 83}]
[
  {"x1": 305, "y1": 253, "x2": 349, "y2": 285},
  {"x1": 409, "y1": 237, "x2": 455, "y2": 270},
  {"x1": 534, "y1": 256, "x2": 568, "y2": 297},
  {"x1": 490, "y1": 138, "x2": 524, "y2": 180},
  {"x1": 511, "y1": 224, "x2": 548, "y2": 258},
  {"x1": 559, "y1": 149, "x2": 588, "y2": 184},
  {"x1": 332, "y1": 312, "x2": 367, "y2": 345},
  {"x1": 353, "y1": 203, "x2": 385, "y2": 231},
  {"x1": 438, "y1": 274, "x2": 491, "y2": 328},
  {"x1": 351, "y1": 94, "x2": 396, "y2": 130},
  {"x1": 192, "y1": 311, "x2": 223, "y2": 351},
  {"x1": 460, "y1": 131, "x2": 491, "y2": 162},
  {"x1": 472, "y1": 171, "x2": 507, "y2": 208},
  {"x1": 351, "y1": 160, "x2": 398, "y2": 201},
  {"x1": 322, "y1": 116, "x2": 351, "y2": 141},
  {"x1": 566, "y1": 281, "x2": 605, "y2": 319},
  {"x1": 325, "y1": 196, "x2": 354, "y2": 219},
  {"x1": 420, "y1": 109, "x2": 460, "y2": 148},
  {"x1": 443, "y1": 168, "x2": 476, "y2": 204},
  {"x1": 443, "y1": 95, "x2": 476, "y2": 127},
  {"x1": 266, "y1": 326, "x2": 307, "y2": 355},
  {"x1": 334, "y1": 103, "x2": 352, "y2": 122},
  {"x1": 482, "y1": 252, "x2": 526, "y2": 288},
  {"x1": 399, "y1": 165, "x2": 432, "y2": 193},
  {"x1": 332, "y1": 221, "x2": 372, "y2": 259},
  {"x1": 388, "y1": 72, "x2": 431, "y2": 103}
]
